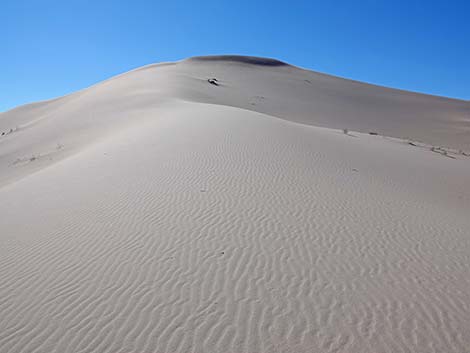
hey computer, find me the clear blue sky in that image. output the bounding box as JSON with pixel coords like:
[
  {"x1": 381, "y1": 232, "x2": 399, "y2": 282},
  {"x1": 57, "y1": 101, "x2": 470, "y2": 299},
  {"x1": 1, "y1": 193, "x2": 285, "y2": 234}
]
[{"x1": 2, "y1": 0, "x2": 469, "y2": 112}]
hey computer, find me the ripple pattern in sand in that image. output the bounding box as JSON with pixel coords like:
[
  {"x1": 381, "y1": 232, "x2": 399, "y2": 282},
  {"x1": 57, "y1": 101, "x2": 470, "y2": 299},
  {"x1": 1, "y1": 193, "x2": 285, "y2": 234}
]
[{"x1": 0, "y1": 103, "x2": 469, "y2": 353}]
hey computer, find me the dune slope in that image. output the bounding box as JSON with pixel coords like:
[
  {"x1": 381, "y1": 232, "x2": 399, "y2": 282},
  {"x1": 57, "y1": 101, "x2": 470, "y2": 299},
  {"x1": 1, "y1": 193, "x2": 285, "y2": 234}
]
[{"x1": 0, "y1": 56, "x2": 469, "y2": 353}]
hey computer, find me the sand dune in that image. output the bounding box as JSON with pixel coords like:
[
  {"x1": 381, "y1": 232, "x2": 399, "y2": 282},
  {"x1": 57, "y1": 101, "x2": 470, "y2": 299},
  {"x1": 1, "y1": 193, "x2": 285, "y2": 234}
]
[{"x1": 0, "y1": 56, "x2": 469, "y2": 353}]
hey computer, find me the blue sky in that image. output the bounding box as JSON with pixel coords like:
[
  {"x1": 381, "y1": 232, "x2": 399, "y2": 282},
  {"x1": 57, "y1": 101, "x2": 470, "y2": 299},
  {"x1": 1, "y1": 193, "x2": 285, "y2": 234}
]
[{"x1": 1, "y1": 0, "x2": 469, "y2": 112}]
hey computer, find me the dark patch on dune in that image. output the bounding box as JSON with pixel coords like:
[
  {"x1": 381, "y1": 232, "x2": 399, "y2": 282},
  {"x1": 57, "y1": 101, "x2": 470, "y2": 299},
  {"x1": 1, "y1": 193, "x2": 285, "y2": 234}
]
[{"x1": 187, "y1": 55, "x2": 289, "y2": 67}]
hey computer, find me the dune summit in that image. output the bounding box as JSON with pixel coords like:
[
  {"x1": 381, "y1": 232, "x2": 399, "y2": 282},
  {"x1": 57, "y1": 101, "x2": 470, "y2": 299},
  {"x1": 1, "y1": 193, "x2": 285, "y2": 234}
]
[
  {"x1": 0, "y1": 55, "x2": 469, "y2": 353},
  {"x1": 186, "y1": 55, "x2": 290, "y2": 66}
]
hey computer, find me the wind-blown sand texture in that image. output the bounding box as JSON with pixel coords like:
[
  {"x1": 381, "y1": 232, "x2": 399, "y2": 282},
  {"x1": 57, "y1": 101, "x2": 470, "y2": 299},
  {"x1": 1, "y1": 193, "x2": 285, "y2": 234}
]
[{"x1": 0, "y1": 55, "x2": 469, "y2": 353}]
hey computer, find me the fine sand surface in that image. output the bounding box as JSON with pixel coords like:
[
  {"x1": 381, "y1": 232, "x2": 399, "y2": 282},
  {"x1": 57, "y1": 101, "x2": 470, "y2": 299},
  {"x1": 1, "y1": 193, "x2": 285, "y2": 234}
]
[{"x1": 0, "y1": 56, "x2": 469, "y2": 353}]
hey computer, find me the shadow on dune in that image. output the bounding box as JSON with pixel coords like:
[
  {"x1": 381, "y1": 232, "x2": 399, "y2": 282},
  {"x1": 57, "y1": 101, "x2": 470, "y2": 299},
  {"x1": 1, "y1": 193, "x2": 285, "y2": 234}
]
[{"x1": 187, "y1": 55, "x2": 289, "y2": 66}]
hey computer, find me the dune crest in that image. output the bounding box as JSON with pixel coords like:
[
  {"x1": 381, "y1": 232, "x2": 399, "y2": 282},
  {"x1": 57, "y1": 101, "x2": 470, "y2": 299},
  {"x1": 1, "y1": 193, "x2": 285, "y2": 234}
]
[{"x1": 186, "y1": 55, "x2": 290, "y2": 66}]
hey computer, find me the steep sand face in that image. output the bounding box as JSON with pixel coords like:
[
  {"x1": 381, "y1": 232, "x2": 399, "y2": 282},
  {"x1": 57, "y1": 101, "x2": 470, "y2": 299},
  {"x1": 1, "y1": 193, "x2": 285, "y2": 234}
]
[
  {"x1": 181, "y1": 56, "x2": 469, "y2": 150},
  {"x1": 1, "y1": 56, "x2": 468, "y2": 186},
  {"x1": 0, "y1": 56, "x2": 469, "y2": 353}
]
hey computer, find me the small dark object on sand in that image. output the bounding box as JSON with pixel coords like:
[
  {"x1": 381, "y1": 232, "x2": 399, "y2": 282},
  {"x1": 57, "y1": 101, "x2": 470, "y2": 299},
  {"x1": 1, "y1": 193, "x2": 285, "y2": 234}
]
[
  {"x1": 208, "y1": 78, "x2": 219, "y2": 86},
  {"x1": 369, "y1": 132, "x2": 378, "y2": 135},
  {"x1": 408, "y1": 142, "x2": 417, "y2": 146}
]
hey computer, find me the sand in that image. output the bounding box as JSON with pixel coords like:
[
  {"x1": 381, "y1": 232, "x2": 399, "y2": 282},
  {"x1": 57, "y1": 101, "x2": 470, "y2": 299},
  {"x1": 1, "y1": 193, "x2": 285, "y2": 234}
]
[{"x1": 0, "y1": 55, "x2": 469, "y2": 353}]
